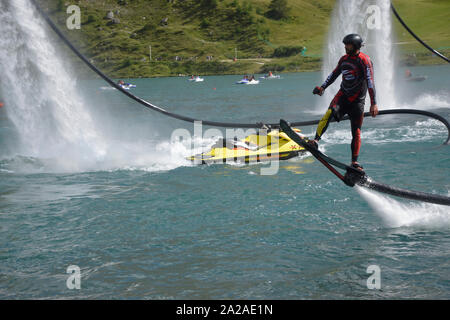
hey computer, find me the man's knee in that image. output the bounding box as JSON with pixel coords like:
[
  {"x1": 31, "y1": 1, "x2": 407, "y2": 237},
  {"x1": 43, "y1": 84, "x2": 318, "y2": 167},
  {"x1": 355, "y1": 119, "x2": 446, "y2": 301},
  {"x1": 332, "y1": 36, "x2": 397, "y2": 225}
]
[{"x1": 330, "y1": 104, "x2": 343, "y2": 122}]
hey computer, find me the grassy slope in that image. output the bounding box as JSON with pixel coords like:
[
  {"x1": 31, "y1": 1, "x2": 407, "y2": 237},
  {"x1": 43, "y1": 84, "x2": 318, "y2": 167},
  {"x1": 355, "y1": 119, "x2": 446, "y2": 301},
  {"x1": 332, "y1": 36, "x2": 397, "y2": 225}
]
[
  {"x1": 392, "y1": 0, "x2": 450, "y2": 65},
  {"x1": 38, "y1": 0, "x2": 449, "y2": 77},
  {"x1": 38, "y1": 0, "x2": 334, "y2": 77}
]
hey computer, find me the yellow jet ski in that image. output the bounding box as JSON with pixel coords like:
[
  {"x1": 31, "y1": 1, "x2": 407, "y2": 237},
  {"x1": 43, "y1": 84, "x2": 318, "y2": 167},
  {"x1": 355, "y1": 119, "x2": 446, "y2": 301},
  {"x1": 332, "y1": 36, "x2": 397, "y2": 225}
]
[{"x1": 188, "y1": 128, "x2": 308, "y2": 164}]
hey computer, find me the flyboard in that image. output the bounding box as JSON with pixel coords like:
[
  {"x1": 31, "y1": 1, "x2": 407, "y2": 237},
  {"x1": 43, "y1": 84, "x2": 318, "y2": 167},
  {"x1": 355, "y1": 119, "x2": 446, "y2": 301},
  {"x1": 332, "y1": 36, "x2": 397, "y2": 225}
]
[{"x1": 279, "y1": 119, "x2": 450, "y2": 206}]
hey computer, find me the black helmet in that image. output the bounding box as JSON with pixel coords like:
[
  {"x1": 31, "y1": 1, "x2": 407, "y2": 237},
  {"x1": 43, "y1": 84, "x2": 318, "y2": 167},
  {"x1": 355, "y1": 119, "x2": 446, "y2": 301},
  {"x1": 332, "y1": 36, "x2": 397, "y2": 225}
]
[{"x1": 343, "y1": 34, "x2": 363, "y2": 49}]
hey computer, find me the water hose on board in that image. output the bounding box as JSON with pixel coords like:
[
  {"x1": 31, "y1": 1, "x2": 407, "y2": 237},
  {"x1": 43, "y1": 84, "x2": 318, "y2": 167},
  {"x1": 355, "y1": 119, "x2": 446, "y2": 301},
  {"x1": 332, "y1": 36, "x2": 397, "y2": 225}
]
[
  {"x1": 30, "y1": 0, "x2": 449, "y2": 146},
  {"x1": 361, "y1": 177, "x2": 450, "y2": 206},
  {"x1": 279, "y1": 119, "x2": 450, "y2": 206}
]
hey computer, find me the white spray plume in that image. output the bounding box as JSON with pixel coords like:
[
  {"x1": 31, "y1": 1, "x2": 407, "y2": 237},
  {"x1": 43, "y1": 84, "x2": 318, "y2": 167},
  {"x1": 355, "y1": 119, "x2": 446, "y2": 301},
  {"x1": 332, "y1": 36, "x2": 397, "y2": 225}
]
[{"x1": 356, "y1": 186, "x2": 450, "y2": 229}]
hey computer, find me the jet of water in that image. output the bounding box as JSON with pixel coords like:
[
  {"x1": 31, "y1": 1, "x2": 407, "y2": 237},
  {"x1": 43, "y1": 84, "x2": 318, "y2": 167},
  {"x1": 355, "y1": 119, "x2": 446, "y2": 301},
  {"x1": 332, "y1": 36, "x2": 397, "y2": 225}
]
[
  {"x1": 356, "y1": 186, "x2": 450, "y2": 228},
  {"x1": 0, "y1": 0, "x2": 106, "y2": 168}
]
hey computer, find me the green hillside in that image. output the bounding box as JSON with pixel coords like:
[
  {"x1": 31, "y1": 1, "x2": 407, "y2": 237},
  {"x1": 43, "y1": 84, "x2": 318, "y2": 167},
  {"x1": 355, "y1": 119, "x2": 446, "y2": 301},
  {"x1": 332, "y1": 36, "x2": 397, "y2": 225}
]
[
  {"x1": 36, "y1": 0, "x2": 450, "y2": 78},
  {"x1": 392, "y1": 0, "x2": 450, "y2": 65}
]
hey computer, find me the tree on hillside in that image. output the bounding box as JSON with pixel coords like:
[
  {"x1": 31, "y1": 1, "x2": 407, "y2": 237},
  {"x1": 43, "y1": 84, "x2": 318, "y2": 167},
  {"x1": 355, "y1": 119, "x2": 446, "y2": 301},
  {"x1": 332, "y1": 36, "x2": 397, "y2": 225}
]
[
  {"x1": 201, "y1": 0, "x2": 217, "y2": 10},
  {"x1": 266, "y1": 0, "x2": 290, "y2": 20}
]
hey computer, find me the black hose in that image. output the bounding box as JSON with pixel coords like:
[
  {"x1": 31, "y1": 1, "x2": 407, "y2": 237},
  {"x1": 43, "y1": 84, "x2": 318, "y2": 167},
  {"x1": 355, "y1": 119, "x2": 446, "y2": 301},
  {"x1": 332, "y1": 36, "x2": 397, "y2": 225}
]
[
  {"x1": 369, "y1": 109, "x2": 450, "y2": 145},
  {"x1": 29, "y1": 0, "x2": 276, "y2": 128},
  {"x1": 362, "y1": 177, "x2": 450, "y2": 206},
  {"x1": 293, "y1": 109, "x2": 450, "y2": 145},
  {"x1": 280, "y1": 120, "x2": 450, "y2": 206},
  {"x1": 391, "y1": 3, "x2": 450, "y2": 63}
]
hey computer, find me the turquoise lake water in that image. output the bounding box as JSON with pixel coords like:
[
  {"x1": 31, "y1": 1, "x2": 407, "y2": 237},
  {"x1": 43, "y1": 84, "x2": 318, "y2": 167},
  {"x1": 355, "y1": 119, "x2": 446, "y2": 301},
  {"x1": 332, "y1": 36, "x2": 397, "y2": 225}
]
[{"x1": 0, "y1": 65, "x2": 449, "y2": 299}]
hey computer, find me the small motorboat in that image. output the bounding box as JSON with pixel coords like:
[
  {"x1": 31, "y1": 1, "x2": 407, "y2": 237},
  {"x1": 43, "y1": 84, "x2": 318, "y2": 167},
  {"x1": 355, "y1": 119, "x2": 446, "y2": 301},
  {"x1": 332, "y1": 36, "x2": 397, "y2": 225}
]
[
  {"x1": 188, "y1": 128, "x2": 307, "y2": 164},
  {"x1": 405, "y1": 75, "x2": 427, "y2": 82},
  {"x1": 119, "y1": 83, "x2": 136, "y2": 90},
  {"x1": 188, "y1": 76, "x2": 204, "y2": 82},
  {"x1": 236, "y1": 79, "x2": 249, "y2": 84},
  {"x1": 404, "y1": 69, "x2": 427, "y2": 82},
  {"x1": 236, "y1": 79, "x2": 259, "y2": 85},
  {"x1": 260, "y1": 75, "x2": 281, "y2": 79}
]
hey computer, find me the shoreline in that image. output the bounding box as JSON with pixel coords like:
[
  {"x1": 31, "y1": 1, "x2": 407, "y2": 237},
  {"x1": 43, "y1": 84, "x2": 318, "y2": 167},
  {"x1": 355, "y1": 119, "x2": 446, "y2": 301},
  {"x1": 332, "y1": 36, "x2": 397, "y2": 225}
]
[{"x1": 74, "y1": 57, "x2": 448, "y2": 81}]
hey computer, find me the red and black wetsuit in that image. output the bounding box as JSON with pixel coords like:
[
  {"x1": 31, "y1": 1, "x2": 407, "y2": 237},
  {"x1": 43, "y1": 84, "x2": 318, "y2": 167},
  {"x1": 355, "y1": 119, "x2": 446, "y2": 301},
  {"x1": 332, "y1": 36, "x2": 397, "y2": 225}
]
[{"x1": 315, "y1": 52, "x2": 377, "y2": 162}]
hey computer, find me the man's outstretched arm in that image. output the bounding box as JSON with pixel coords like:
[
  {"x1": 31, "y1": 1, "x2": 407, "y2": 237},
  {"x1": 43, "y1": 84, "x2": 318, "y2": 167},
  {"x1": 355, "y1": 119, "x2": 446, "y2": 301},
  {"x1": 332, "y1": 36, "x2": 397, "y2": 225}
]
[{"x1": 321, "y1": 56, "x2": 344, "y2": 90}]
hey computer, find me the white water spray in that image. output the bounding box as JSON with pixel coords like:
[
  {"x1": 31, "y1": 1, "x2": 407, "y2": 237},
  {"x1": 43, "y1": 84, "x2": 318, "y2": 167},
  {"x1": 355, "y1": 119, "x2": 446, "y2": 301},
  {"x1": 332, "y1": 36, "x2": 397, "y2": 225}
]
[
  {"x1": 357, "y1": 187, "x2": 450, "y2": 228},
  {"x1": 0, "y1": 0, "x2": 106, "y2": 170},
  {"x1": 0, "y1": 1, "x2": 193, "y2": 173},
  {"x1": 319, "y1": 0, "x2": 396, "y2": 110}
]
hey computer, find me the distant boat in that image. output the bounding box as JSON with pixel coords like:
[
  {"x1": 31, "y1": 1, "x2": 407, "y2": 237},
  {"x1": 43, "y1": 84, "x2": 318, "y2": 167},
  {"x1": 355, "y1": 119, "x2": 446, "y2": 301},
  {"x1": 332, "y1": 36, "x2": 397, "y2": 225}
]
[
  {"x1": 260, "y1": 75, "x2": 281, "y2": 79},
  {"x1": 404, "y1": 69, "x2": 427, "y2": 82},
  {"x1": 188, "y1": 76, "x2": 204, "y2": 82},
  {"x1": 118, "y1": 83, "x2": 136, "y2": 90},
  {"x1": 100, "y1": 84, "x2": 136, "y2": 90},
  {"x1": 236, "y1": 79, "x2": 259, "y2": 85},
  {"x1": 405, "y1": 75, "x2": 427, "y2": 82}
]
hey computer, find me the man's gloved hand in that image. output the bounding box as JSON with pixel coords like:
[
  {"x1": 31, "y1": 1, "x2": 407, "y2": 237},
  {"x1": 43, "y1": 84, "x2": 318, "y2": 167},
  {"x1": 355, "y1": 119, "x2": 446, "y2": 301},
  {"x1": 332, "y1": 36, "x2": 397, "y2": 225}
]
[{"x1": 313, "y1": 86, "x2": 324, "y2": 96}]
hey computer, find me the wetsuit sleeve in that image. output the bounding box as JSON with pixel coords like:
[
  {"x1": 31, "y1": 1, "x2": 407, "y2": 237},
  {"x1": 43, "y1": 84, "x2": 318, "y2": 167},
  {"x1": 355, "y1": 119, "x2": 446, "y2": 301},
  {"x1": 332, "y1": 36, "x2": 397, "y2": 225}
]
[
  {"x1": 364, "y1": 56, "x2": 377, "y2": 105},
  {"x1": 321, "y1": 56, "x2": 343, "y2": 89}
]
